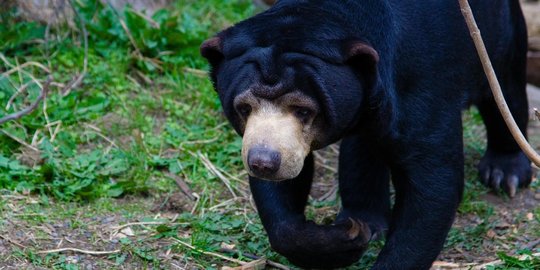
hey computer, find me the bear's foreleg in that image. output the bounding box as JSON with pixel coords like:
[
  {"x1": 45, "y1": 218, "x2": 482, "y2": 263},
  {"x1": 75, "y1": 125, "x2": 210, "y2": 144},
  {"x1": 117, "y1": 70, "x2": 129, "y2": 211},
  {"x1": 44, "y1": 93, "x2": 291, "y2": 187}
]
[
  {"x1": 249, "y1": 153, "x2": 371, "y2": 269},
  {"x1": 336, "y1": 134, "x2": 391, "y2": 239}
]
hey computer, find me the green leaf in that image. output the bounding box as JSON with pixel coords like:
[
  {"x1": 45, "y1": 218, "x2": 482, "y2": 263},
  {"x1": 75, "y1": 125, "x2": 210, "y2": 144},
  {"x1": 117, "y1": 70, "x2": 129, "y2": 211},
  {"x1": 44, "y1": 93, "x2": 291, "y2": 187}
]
[
  {"x1": 107, "y1": 185, "x2": 124, "y2": 197},
  {"x1": 9, "y1": 160, "x2": 28, "y2": 171},
  {"x1": 15, "y1": 181, "x2": 34, "y2": 193},
  {"x1": 114, "y1": 254, "x2": 127, "y2": 265},
  {"x1": 156, "y1": 224, "x2": 172, "y2": 233},
  {"x1": 133, "y1": 248, "x2": 155, "y2": 261},
  {"x1": 0, "y1": 155, "x2": 9, "y2": 168}
]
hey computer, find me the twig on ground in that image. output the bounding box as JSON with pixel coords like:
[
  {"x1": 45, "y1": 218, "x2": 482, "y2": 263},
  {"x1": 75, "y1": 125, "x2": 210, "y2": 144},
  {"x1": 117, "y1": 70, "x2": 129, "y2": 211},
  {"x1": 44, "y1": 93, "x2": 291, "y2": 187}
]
[
  {"x1": 0, "y1": 235, "x2": 27, "y2": 249},
  {"x1": 135, "y1": 70, "x2": 153, "y2": 84},
  {"x1": 431, "y1": 261, "x2": 469, "y2": 268},
  {"x1": 83, "y1": 124, "x2": 119, "y2": 148},
  {"x1": 522, "y1": 238, "x2": 540, "y2": 251},
  {"x1": 165, "y1": 172, "x2": 196, "y2": 200},
  {"x1": 0, "y1": 76, "x2": 51, "y2": 125},
  {"x1": 131, "y1": 9, "x2": 159, "y2": 28},
  {"x1": 0, "y1": 58, "x2": 51, "y2": 78},
  {"x1": 432, "y1": 252, "x2": 540, "y2": 269},
  {"x1": 222, "y1": 259, "x2": 267, "y2": 270},
  {"x1": 111, "y1": 221, "x2": 166, "y2": 231},
  {"x1": 194, "y1": 151, "x2": 239, "y2": 198},
  {"x1": 190, "y1": 192, "x2": 201, "y2": 214},
  {"x1": 47, "y1": 120, "x2": 63, "y2": 142},
  {"x1": 6, "y1": 82, "x2": 31, "y2": 110},
  {"x1": 208, "y1": 198, "x2": 241, "y2": 211},
  {"x1": 64, "y1": 0, "x2": 89, "y2": 96},
  {"x1": 0, "y1": 55, "x2": 49, "y2": 92},
  {"x1": 103, "y1": 0, "x2": 143, "y2": 58},
  {"x1": 120, "y1": 17, "x2": 141, "y2": 56},
  {"x1": 172, "y1": 238, "x2": 247, "y2": 265},
  {"x1": 178, "y1": 136, "x2": 220, "y2": 148},
  {"x1": 0, "y1": 130, "x2": 39, "y2": 152},
  {"x1": 37, "y1": 247, "x2": 121, "y2": 255},
  {"x1": 41, "y1": 84, "x2": 54, "y2": 138},
  {"x1": 182, "y1": 67, "x2": 208, "y2": 77},
  {"x1": 219, "y1": 247, "x2": 290, "y2": 270},
  {"x1": 0, "y1": 194, "x2": 28, "y2": 200},
  {"x1": 316, "y1": 160, "x2": 338, "y2": 173},
  {"x1": 459, "y1": 0, "x2": 540, "y2": 166},
  {"x1": 215, "y1": 166, "x2": 249, "y2": 192},
  {"x1": 317, "y1": 183, "x2": 338, "y2": 202}
]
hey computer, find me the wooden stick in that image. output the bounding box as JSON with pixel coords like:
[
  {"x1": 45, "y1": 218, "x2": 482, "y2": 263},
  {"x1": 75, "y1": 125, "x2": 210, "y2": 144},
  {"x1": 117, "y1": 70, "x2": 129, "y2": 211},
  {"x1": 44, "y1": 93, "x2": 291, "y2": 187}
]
[
  {"x1": 111, "y1": 221, "x2": 166, "y2": 231},
  {"x1": 64, "y1": 0, "x2": 89, "y2": 96},
  {"x1": 219, "y1": 247, "x2": 290, "y2": 270},
  {"x1": 0, "y1": 235, "x2": 27, "y2": 249},
  {"x1": 165, "y1": 172, "x2": 196, "y2": 200},
  {"x1": 0, "y1": 76, "x2": 51, "y2": 125},
  {"x1": 172, "y1": 238, "x2": 247, "y2": 265},
  {"x1": 37, "y1": 247, "x2": 121, "y2": 255},
  {"x1": 458, "y1": 0, "x2": 540, "y2": 166}
]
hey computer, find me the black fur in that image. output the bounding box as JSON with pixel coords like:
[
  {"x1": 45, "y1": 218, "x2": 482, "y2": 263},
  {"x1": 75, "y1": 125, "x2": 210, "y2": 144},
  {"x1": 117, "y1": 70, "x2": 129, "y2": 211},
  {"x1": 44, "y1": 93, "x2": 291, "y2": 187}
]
[{"x1": 201, "y1": 0, "x2": 531, "y2": 269}]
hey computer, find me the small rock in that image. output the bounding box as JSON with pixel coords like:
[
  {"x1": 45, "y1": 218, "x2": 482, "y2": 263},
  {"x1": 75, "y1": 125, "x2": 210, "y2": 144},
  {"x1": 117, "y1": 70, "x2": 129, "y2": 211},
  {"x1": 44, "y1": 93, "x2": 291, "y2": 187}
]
[
  {"x1": 66, "y1": 255, "x2": 78, "y2": 264},
  {"x1": 527, "y1": 212, "x2": 535, "y2": 221},
  {"x1": 113, "y1": 232, "x2": 127, "y2": 239},
  {"x1": 534, "y1": 193, "x2": 540, "y2": 200},
  {"x1": 495, "y1": 222, "x2": 511, "y2": 229},
  {"x1": 120, "y1": 227, "x2": 134, "y2": 236},
  {"x1": 101, "y1": 217, "x2": 115, "y2": 224},
  {"x1": 486, "y1": 229, "x2": 497, "y2": 239}
]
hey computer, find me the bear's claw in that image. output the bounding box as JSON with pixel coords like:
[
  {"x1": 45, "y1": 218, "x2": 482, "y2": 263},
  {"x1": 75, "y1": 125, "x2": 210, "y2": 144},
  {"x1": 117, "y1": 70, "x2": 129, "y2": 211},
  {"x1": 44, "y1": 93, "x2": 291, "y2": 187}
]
[{"x1": 478, "y1": 150, "x2": 532, "y2": 197}]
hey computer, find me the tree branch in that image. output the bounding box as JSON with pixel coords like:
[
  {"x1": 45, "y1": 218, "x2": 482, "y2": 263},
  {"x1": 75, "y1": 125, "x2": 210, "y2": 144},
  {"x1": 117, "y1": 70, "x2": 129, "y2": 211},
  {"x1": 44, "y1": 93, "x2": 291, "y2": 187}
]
[
  {"x1": 0, "y1": 76, "x2": 52, "y2": 125},
  {"x1": 63, "y1": 0, "x2": 89, "y2": 96},
  {"x1": 458, "y1": 0, "x2": 540, "y2": 166}
]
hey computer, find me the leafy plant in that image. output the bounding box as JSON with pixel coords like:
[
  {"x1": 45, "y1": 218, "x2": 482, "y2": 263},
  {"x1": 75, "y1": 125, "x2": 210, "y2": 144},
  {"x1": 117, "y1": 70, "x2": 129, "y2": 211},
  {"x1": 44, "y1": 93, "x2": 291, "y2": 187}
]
[{"x1": 496, "y1": 251, "x2": 540, "y2": 269}]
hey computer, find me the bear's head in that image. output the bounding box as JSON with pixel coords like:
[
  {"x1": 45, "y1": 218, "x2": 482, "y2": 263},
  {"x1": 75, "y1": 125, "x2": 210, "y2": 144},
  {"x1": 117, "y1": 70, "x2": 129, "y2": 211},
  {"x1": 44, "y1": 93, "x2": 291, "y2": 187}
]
[{"x1": 200, "y1": 5, "x2": 380, "y2": 181}]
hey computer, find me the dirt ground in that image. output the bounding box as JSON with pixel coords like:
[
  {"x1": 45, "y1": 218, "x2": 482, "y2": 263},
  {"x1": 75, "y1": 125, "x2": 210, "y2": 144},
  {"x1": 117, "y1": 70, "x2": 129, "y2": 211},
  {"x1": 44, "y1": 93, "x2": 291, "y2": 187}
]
[
  {"x1": 1, "y1": 87, "x2": 540, "y2": 269},
  {"x1": 1, "y1": 115, "x2": 539, "y2": 270}
]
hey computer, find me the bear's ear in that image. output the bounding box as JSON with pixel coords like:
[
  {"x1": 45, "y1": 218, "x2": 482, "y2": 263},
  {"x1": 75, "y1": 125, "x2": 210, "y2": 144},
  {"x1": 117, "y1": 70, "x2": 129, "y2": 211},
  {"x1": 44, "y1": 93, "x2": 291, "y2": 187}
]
[
  {"x1": 200, "y1": 37, "x2": 224, "y2": 66},
  {"x1": 345, "y1": 42, "x2": 379, "y2": 64},
  {"x1": 344, "y1": 41, "x2": 379, "y2": 88}
]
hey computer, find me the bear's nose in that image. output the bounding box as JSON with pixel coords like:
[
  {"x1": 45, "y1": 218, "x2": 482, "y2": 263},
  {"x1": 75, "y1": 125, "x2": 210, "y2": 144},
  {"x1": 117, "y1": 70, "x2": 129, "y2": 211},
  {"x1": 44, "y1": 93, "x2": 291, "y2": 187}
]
[{"x1": 247, "y1": 147, "x2": 281, "y2": 177}]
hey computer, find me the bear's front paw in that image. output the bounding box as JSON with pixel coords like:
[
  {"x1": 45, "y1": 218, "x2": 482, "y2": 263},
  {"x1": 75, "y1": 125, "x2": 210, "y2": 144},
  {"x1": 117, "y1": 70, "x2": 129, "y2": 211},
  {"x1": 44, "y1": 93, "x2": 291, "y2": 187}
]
[
  {"x1": 269, "y1": 218, "x2": 371, "y2": 269},
  {"x1": 478, "y1": 150, "x2": 533, "y2": 197}
]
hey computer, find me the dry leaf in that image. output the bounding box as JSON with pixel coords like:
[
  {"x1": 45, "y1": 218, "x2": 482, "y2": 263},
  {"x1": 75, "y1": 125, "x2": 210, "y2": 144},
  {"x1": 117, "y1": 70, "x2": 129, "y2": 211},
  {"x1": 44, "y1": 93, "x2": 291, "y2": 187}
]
[
  {"x1": 220, "y1": 242, "x2": 236, "y2": 250},
  {"x1": 221, "y1": 258, "x2": 267, "y2": 270}
]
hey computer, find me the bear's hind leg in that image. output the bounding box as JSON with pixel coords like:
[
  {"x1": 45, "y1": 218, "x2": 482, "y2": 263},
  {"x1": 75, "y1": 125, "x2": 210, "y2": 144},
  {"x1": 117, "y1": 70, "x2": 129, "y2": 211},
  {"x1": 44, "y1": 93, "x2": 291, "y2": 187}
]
[
  {"x1": 475, "y1": 28, "x2": 532, "y2": 196},
  {"x1": 476, "y1": 89, "x2": 532, "y2": 196}
]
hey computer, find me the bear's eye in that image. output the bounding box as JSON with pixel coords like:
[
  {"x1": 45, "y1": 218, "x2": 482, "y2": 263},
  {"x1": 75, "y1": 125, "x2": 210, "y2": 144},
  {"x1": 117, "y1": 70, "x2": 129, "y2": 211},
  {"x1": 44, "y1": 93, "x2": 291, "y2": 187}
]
[
  {"x1": 293, "y1": 106, "x2": 314, "y2": 123},
  {"x1": 236, "y1": 104, "x2": 252, "y2": 119}
]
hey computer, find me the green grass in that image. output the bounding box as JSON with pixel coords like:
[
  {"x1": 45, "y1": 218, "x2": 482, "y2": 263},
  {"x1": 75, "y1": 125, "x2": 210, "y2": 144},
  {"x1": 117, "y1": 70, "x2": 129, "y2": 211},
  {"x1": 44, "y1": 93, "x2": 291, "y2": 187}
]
[
  {"x1": 0, "y1": 1, "x2": 539, "y2": 269},
  {"x1": 0, "y1": 0, "x2": 260, "y2": 268},
  {"x1": 0, "y1": 0, "x2": 251, "y2": 201}
]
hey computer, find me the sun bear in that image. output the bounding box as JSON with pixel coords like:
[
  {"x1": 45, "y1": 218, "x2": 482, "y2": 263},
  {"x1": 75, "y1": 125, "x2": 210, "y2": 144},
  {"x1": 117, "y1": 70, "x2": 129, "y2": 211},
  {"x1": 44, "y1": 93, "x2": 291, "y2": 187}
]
[{"x1": 200, "y1": 0, "x2": 532, "y2": 269}]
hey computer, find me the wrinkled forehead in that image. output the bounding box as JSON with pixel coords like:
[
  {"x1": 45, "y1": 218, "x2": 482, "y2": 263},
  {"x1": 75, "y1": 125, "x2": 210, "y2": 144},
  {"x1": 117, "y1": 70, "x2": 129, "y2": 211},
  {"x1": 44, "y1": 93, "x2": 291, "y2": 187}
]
[
  {"x1": 216, "y1": 47, "x2": 330, "y2": 102},
  {"x1": 218, "y1": 7, "x2": 350, "y2": 64}
]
